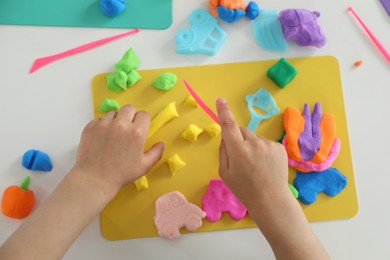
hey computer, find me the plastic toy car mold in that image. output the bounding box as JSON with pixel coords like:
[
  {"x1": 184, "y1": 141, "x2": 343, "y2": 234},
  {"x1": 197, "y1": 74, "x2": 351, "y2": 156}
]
[
  {"x1": 154, "y1": 191, "x2": 206, "y2": 239},
  {"x1": 176, "y1": 9, "x2": 226, "y2": 56}
]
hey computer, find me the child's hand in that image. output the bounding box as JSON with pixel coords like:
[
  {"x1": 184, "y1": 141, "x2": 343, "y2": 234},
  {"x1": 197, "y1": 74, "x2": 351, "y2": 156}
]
[
  {"x1": 73, "y1": 105, "x2": 165, "y2": 195},
  {"x1": 216, "y1": 98, "x2": 291, "y2": 211}
]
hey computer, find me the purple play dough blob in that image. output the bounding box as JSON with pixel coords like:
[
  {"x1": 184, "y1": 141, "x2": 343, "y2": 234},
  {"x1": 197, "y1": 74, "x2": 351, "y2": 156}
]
[
  {"x1": 298, "y1": 103, "x2": 322, "y2": 160},
  {"x1": 278, "y1": 9, "x2": 327, "y2": 48}
]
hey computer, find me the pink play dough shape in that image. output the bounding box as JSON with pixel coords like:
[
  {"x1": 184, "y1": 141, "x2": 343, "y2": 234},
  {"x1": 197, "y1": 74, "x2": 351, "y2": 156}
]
[
  {"x1": 202, "y1": 179, "x2": 247, "y2": 222},
  {"x1": 283, "y1": 137, "x2": 341, "y2": 172},
  {"x1": 154, "y1": 191, "x2": 206, "y2": 240}
]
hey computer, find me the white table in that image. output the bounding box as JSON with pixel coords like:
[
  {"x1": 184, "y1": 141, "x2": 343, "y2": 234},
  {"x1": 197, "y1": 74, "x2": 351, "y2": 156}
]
[{"x1": 1, "y1": 1, "x2": 390, "y2": 259}]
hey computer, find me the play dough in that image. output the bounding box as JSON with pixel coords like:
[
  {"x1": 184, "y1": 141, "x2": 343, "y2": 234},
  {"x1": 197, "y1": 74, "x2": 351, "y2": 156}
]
[
  {"x1": 99, "y1": 98, "x2": 120, "y2": 112},
  {"x1": 126, "y1": 70, "x2": 142, "y2": 87},
  {"x1": 202, "y1": 179, "x2": 247, "y2": 222},
  {"x1": 100, "y1": 0, "x2": 126, "y2": 17},
  {"x1": 1, "y1": 176, "x2": 35, "y2": 219},
  {"x1": 22, "y1": 149, "x2": 53, "y2": 172},
  {"x1": 184, "y1": 95, "x2": 199, "y2": 108},
  {"x1": 267, "y1": 58, "x2": 298, "y2": 88},
  {"x1": 278, "y1": 9, "x2": 326, "y2": 48},
  {"x1": 180, "y1": 124, "x2": 204, "y2": 143},
  {"x1": 148, "y1": 102, "x2": 179, "y2": 138},
  {"x1": 154, "y1": 191, "x2": 206, "y2": 239},
  {"x1": 152, "y1": 73, "x2": 177, "y2": 91},
  {"x1": 115, "y1": 48, "x2": 140, "y2": 73},
  {"x1": 294, "y1": 168, "x2": 348, "y2": 204},
  {"x1": 282, "y1": 103, "x2": 339, "y2": 172},
  {"x1": 166, "y1": 154, "x2": 186, "y2": 175},
  {"x1": 133, "y1": 176, "x2": 149, "y2": 191},
  {"x1": 204, "y1": 123, "x2": 221, "y2": 137}
]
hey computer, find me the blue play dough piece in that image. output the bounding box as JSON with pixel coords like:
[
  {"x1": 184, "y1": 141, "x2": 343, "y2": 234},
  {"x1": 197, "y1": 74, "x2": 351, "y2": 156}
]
[
  {"x1": 22, "y1": 149, "x2": 53, "y2": 172},
  {"x1": 253, "y1": 9, "x2": 288, "y2": 51},
  {"x1": 245, "y1": 88, "x2": 280, "y2": 132},
  {"x1": 217, "y1": 6, "x2": 246, "y2": 23},
  {"x1": 100, "y1": 0, "x2": 126, "y2": 17},
  {"x1": 246, "y1": 1, "x2": 260, "y2": 20},
  {"x1": 176, "y1": 9, "x2": 226, "y2": 56},
  {"x1": 294, "y1": 168, "x2": 348, "y2": 205}
]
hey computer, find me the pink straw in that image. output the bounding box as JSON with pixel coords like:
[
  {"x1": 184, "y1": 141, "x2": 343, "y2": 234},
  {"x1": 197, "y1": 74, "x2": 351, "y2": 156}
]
[
  {"x1": 30, "y1": 28, "x2": 141, "y2": 74},
  {"x1": 348, "y1": 7, "x2": 390, "y2": 63},
  {"x1": 183, "y1": 79, "x2": 220, "y2": 125}
]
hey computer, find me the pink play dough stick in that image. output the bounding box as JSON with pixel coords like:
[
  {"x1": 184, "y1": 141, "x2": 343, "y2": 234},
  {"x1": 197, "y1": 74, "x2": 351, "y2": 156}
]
[
  {"x1": 30, "y1": 28, "x2": 141, "y2": 74},
  {"x1": 348, "y1": 7, "x2": 390, "y2": 63},
  {"x1": 183, "y1": 79, "x2": 220, "y2": 125}
]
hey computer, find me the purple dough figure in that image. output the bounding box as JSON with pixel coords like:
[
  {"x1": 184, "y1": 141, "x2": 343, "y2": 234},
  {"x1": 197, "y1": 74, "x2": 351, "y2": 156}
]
[{"x1": 278, "y1": 9, "x2": 326, "y2": 48}]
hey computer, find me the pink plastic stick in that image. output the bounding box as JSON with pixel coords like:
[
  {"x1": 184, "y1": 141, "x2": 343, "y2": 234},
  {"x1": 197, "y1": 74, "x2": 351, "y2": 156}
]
[
  {"x1": 183, "y1": 79, "x2": 220, "y2": 125},
  {"x1": 30, "y1": 28, "x2": 141, "y2": 74},
  {"x1": 348, "y1": 7, "x2": 390, "y2": 63}
]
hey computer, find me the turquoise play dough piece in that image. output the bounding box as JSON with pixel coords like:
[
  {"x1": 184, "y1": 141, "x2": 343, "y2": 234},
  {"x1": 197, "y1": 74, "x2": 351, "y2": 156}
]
[
  {"x1": 100, "y1": 99, "x2": 120, "y2": 112},
  {"x1": 22, "y1": 149, "x2": 53, "y2": 172},
  {"x1": 294, "y1": 168, "x2": 348, "y2": 205},
  {"x1": 253, "y1": 10, "x2": 288, "y2": 52},
  {"x1": 245, "y1": 88, "x2": 280, "y2": 132},
  {"x1": 176, "y1": 9, "x2": 226, "y2": 56},
  {"x1": 100, "y1": 0, "x2": 126, "y2": 17},
  {"x1": 152, "y1": 73, "x2": 177, "y2": 91},
  {"x1": 0, "y1": 0, "x2": 173, "y2": 29}
]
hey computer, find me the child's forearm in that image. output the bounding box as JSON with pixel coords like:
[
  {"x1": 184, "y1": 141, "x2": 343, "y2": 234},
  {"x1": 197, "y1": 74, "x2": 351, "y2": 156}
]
[
  {"x1": 249, "y1": 191, "x2": 330, "y2": 260},
  {"x1": 0, "y1": 167, "x2": 117, "y2": 260}
]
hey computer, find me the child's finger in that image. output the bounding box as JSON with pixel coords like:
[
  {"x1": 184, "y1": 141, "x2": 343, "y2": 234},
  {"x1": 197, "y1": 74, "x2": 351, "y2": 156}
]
[
  {"x1": 101, "y1": 110, "x2": 117, "y2": 121},
  {"x1": 218, "y1": 140, "x2": 229, "y2": 177},
  {"x1": 216, "y1": 98, "x2": 243, "y2": 151},
  {"x1": 141, "y1": 142, "x2": 165, "y2": 174},
  {"x1": 116, "y1": 104, "x2": 136, "y2": 121}
]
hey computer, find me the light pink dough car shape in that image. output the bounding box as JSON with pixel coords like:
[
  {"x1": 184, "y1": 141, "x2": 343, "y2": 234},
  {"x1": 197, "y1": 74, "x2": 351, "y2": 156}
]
[
  {"x1": 154, "y1": 191, "x2": 206, "y2": 239},
  {"x1": 202, "y1": 179, "x2": 248, "y2": 222}
]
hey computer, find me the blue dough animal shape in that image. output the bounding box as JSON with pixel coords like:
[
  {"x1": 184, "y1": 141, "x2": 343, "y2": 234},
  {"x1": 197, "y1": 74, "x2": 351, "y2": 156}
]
[
  {"x1": 22, "y1": 149, "x2": 53, "y2": 172},
  {"x1": 294, "y1": 168, "x2": 347, "y2": 204}
]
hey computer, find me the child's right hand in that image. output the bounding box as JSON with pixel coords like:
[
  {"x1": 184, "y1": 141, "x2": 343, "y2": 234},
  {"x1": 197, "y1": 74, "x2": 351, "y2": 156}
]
[{"x1": 216, "y1": 98, "x2": 292, "y2": 211}]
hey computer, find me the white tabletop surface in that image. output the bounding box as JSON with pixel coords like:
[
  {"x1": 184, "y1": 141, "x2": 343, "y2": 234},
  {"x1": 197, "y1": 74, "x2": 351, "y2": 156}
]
[{"x1": 1, "y1": 0, "x2": 390, "y2": 259}]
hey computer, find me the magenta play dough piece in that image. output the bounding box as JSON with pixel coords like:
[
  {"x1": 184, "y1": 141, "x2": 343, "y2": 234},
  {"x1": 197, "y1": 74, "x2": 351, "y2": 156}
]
[
  {"x1": 278, "y1": 9, "x2": 326, "y2": 48},
  {"x1": 283, "y1": 137, "x2": 341, "y2": 172},
  {"x1": 202, "y1": 179, "x2": 247, "y2": 222},
  {"x1": 298, "y1": 103, "x2": 322, "y2": 160}
]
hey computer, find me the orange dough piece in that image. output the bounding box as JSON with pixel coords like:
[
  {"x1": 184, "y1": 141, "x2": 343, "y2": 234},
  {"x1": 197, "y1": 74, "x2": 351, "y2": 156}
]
[
  {"x1": 209, "y1": 0, "x2": 246, "y2": 17},
  {"x1": 1, "y1": 186, "x2": 35, "y2": 219},
  {"x1": 283, "y1": 107, "x2": 305, "y2": 161}
]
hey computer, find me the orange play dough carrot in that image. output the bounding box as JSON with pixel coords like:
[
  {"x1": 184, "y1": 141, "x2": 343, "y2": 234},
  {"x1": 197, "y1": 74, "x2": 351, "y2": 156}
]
[
  {"x1": 311, "y1": 113, "x2": 336, "y2": 163},
  {"x1": 1, "y1": 176, "x2": 35, "y2": 219}
]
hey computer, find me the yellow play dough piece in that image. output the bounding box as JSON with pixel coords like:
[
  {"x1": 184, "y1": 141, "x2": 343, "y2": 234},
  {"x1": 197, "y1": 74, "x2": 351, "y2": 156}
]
[
  {"x1": 184, "y1": 95, "x2": 199, "y2": 108},
  {"x1": 133, "y1": 176, "x2": 148, "y2": 191},
  {"x1": 204, "y1": 123, "x2": 221, "y2": 137},
  {"x1": 180, "y1": 124, "x2": 204, "y2": 143},
  {"x1": 148, "y1": 101, "x2": 179, "y2": 138},
  {"x1": 166, "y1": 154, "x2": 186, "y2": 176}
]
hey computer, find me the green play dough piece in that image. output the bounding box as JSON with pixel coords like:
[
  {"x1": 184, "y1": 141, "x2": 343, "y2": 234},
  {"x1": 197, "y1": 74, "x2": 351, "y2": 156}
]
[
  {"x1": 127, "y1": 70, "x2": 142, "y2": 87},
  {"x1": 267, "y1": 58, "x2": 298, "y2": 88},
  {"x1": 115, "y1": 48, "x2": 140, "y2": 73},
  {"x1": 100, "y1": 99, "x2": 120, "y2": 113},
  {"x1": 288, "y1": 183, "x2": 299, "y2": 199},
  {"x1": 107, "y1": 73, "x2": 122, "y2": 92},
  {"x1": 21, "y1": 176, "x2": 30, "y2": 190},
  {"x1": 115, "y1": 70, "x2": 128, "y2": 90},
  {"x1": 152, "y1": 72, "x2": 177, "y2": 91}
]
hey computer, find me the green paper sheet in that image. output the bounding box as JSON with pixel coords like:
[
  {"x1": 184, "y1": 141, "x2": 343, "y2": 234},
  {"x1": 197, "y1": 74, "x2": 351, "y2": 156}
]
[{"x1": 0, "y1": 0, "x2": 172, "y2": 29}]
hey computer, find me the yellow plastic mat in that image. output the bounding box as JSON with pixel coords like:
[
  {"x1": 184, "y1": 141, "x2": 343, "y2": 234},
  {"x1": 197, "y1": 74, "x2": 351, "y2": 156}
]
[{"x1": 92, "y1": 56, "x2": 358, "y2": 240}]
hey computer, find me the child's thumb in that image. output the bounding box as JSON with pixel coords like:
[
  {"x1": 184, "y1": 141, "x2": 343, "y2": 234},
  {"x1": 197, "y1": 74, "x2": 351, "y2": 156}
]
[{"x1": 141, "y1": 142, "x2": 165, "y2": 173}]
